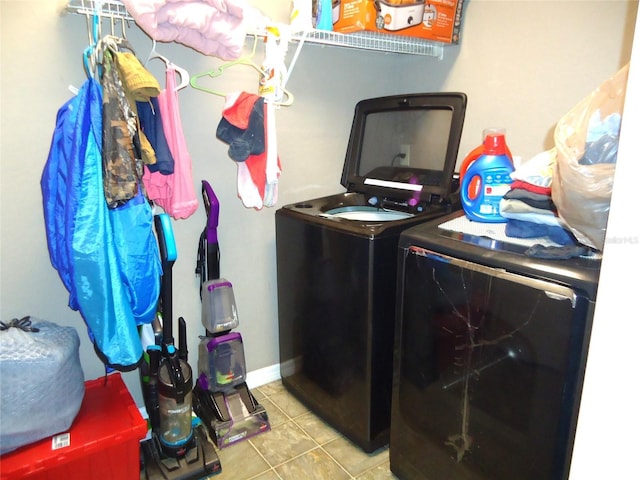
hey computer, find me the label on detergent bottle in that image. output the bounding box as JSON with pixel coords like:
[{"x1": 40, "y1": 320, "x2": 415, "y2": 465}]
[
  {"x1": 475, "y1": 168, "x2": 512, "y2": 216},
  {"x1": 460, "y1": 133, "x2": 514, "y2": 223}
]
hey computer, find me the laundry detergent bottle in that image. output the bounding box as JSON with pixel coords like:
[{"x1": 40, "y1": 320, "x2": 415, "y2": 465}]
[
  {"x1": 459, "y1": 128, "x2": 512, "y2": 180},
  {"x1": 460, "y1": 133, "x2": 514, "y2": 222}
]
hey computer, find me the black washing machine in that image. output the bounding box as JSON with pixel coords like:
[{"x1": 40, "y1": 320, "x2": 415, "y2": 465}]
[
  {"x1": 390, "y1": 211, "x2": 601, "y2": 479},
  {"x1": 275, "y1": 93, "x2": 467, "y2": 452}
]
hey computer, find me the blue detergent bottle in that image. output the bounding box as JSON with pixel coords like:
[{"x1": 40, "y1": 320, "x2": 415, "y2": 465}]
[{"x1": 460, "y1": 133, "x2": 514, "y2": 222}]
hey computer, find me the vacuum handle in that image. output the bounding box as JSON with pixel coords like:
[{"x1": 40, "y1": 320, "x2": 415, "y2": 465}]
[
  {"x1": 154, "y1": 214, "x2": 177, "y2": 264},
  {"x1": 164, "y1": 346, "x2": 188, "y2": 403},
  {"x1": 146, "y1": 346, "x2": 162, "y2": 432},
  {"x1": 178, "y1": 317, "x2": 188, "y2": 362},
  {"x1": 154, "y1": 214, "x2": 177, "y2": 345},
  {"x1": 202, "y1": 180, "x2": 219, "y2": 244}
]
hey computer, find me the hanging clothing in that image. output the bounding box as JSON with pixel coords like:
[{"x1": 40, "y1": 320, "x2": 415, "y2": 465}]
[
  {"x1": 113, "y1": 49, "x2": 162, "y2": 169},
  {"x1": 102, "y1": 49, "x2": 142, "y2": 208},
  {"x1": 142, "y1": 65, "x2": 198, "y2": 219},
  {"x1": 216, "y1": 92, "x2": 281, "y2": 210},
  {"x1": 263, "y1": 100, "x2": 280, "y2": 207},
  {"x1": 216, "y1": 93, "x2": 266, "y2": 161},
  {"x1": 41, "y1": 77, "x2": 161, "y2": 371},
  {"x1": 137, "y1": 97, "x2": 175, "y2": 174}
]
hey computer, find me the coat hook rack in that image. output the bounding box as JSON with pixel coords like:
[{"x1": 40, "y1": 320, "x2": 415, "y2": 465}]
[{"x1": 66, "y1": 0, "x2": 133, "y2": 22}]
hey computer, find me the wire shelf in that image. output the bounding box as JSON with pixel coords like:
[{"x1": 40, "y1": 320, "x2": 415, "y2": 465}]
[
  {"x1": 65, "y1": 0, "x2": 133, "y2": 21},
  {"x1": 292, "y1": 29, "x2": 444, "y2": 58},
  {"x1": 66, "y1": 0, "x2": 445, "y2": 58}
]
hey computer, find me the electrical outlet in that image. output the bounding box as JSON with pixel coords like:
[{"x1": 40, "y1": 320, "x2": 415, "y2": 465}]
[{"x1": 400, "y1": 144, "x2": 411, "y2": 166}]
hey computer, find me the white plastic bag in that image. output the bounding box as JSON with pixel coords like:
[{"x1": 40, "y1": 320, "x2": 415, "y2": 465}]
[
  {"x1": 552, "y1": 64, "x2": 628, "y2": 251},
  {"x1": 0, "y1": 317, "x2": 85, "y2": 454}
]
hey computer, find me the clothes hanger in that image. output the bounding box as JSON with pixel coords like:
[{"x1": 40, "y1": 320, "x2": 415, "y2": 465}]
[
  {"x1": 189, "y1": 36, "x2": 262, "y2": 97},
  {"x1": 101, "y1": 34, "x2": 136, "y2": 55},
  {"x1": 81, "y1": 5, "x2": 132, "y2": 81},
  {"x1": 120, "y1": 15, "x2": 129, "y2": 41},
  {"x1": 83, "y1": 11, "x2": 100, "y2": 78},
  {"x1": 145, "y1": 40, "x2": 190, "y2": 91},
  {"x1": 259, "y1": 29, "x2": 295, "y2": 107},
  {"x1": 84, "y1": 3, "x2": 134, "y2": 74},
  {"x1": 190, "y1": 36, "x2": 294, "y2": 106}
]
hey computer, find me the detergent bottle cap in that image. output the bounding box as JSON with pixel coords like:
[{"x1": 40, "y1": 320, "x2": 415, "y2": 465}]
[{"x1": 483, "y1": 133, "x2": 507, "y2": 156}]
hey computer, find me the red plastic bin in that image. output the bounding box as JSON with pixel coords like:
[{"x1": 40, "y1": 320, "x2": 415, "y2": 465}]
[{"x1": 0, "y1": 372, "x2": 147, "y2": 480}]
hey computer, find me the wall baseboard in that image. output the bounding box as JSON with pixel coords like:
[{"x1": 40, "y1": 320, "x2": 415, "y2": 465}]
[{"x1": 246, "y1": 363, "x2": 281, "y2": 389}]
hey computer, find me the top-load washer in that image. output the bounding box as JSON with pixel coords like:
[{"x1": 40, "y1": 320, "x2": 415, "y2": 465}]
[{"x1": 275, "y1": 92, "x2": 467, "y2": 452}]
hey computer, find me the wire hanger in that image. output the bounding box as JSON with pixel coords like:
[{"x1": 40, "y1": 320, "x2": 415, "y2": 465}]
[
  {"x1": 112, "y1": 10, "x2": 129, "y2": 41},
  {"x1": 145, "y1": 40, "x2": 190, "y2": 91},
  {"x1": 80, "y1": 4, "x2": 132, "y2": 81},
  {"x1": 190, "y1": 36, "x2": 294, "y2": 106},
  {"x1": 101, "y1": 34, "x2": 136, "y2": 55},
  {"x1": 83, "y1": 10, "x2": 101, "y2": 78}
]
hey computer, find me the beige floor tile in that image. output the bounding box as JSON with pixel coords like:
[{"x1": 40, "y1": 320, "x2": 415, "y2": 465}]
[
  {"x1": 259, "y1": 397, "x2": 289, "y2": 428},
  {"x1": 294, "y1": 411, "x2": 342, "y2": 446},
  {"x1": 323, "y1": 437, "x2": 390, "y2": 477},
  {"x1": 275, "y1": 447, "x2": 350, "y2": 480},
  {"x1": 251, "y1": 420, "x2": 317, "y2": 466},
  {"x1": 208, "y1": 379, "x2": 399, "y2": 479},
  {"x1": 251, "y1": 385, "x2": 267, "y2": 402},
  {"x1": 256, "y1": 380, "x2": 287, "y2": 398},
  {"x1": 248, "y1": 469, "x2": 281, "y2": 480},
  {"x1": 213, "y1": 439, "x2": 270, "y2": 480},
  {"x1": 268, "y1": 390, "x2": 309, "y2": 419},
  {"x1": 355, "y1": 462, "x2": 399, "y2": 480}
]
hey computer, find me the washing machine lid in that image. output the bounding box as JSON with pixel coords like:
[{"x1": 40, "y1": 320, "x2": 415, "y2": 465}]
[{"x1": 340, "y1": 92, "x2": 466, "y2": 207}]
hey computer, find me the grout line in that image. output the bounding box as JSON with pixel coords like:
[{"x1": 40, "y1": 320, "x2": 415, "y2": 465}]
[
  {"x1": 253, "y1": 416, "x2": 332, "y2": 476},
  {"x1": 316, "y1": 443, "x2": 357, "y2": 479},
  {"x1": 247, "y1": 417, "x2": 319, "y2": 474},
  {"x1": 247, "y1": 467, "x2": 283, "y2": 480},
  {"x1": 263, "y1": 399, "x2": 290, "y2": 422},
  {"x1": 249, "y1": 379, "x2": 393, "y2": 479},
  {"x1": 287, "y1": 414, "x2": 356, "y2": 479},
  {"x1": 247, "y1": 438, "x2": 272, "y2": 464},
  {"x1": 266, "y1": 444, "x2": 353, "y2": 478}
]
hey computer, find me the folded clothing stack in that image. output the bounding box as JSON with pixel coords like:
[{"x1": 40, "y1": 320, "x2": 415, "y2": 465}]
[{"x1": 499, "y1": 149, "x2": 588, "y2": 259}]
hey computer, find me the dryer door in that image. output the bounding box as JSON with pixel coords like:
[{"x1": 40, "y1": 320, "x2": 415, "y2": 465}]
[{"x1": 391, "y1": 246, "x2": 593, "y2": 480}]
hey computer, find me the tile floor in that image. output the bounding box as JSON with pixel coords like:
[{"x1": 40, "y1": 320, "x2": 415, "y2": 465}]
[{"x1": 210, "y1": 380, "x2": 399, "y2": 480}]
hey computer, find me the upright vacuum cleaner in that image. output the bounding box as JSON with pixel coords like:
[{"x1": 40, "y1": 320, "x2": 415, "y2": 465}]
[
  {"x1": 140, "y1": 213, "x2": 221, "y2": 480},
  {"x1": 192, "y1": 180, "x2": 270, "y2": 449}
]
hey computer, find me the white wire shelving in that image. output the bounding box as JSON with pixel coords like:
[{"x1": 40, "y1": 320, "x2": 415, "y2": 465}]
[
  {"x1": 65, "y1": 0, "x2": 445, "y2": 58},
  {"x1": 66, "y1": 0, "x2": 132, "y2": 21},
  {"x1": 290, "y1": 29, "x2": 444, "y2": 58}
]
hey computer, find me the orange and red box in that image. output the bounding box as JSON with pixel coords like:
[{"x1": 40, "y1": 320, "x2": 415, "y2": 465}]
[{"x1": 333, "y1": 0, "x2": 465, "y2": 44}]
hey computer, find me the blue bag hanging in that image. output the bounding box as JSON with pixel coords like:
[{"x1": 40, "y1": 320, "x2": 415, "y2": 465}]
[
  {"x1": 41, "y1": 78, "x2": 160, "y2": 370},
  {"x1": 109, "y1": 187, "x2": 161, "y2": 326}
]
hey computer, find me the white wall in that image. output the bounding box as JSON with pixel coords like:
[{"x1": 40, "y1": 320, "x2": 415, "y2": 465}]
[
  {"x1": 570, "y1": 6, "x2": 640, "y2": 477},
  {"x1": 0, "y1": 3, "x2": 637, "y2": 472}
]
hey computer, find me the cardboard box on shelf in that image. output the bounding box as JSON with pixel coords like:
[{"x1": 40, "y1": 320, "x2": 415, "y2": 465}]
[{"x1": 333, "y1": 0, "x2": 465, "y2": 44}]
